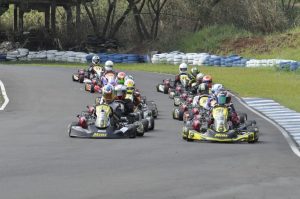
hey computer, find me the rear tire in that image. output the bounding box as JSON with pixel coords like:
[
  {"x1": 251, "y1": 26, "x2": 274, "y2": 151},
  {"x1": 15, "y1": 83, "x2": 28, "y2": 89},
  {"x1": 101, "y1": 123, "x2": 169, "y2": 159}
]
[
  {"x1": 239, "y1": 113, "x2": 247, "y2": 124},
  {"x1": 163, "y1": 86, "x2": 168, "y2": 94},
  {"x1": 178, "y1": 110, "x2": 184, "y2": 121},
  {"x1": 90, "y1": 84, "x2": 95, "y2": 93},
  {"x1": 149, "y1": 117, "x2": 155, "y2": 130},
  {"x1": 79, "y1": 75, "x2": 84, "y2": 83}
]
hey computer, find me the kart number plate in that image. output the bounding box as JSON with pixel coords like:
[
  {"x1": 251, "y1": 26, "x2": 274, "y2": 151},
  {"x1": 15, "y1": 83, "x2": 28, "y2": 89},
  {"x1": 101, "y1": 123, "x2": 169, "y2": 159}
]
[
  {"x1": 93, "y1": 133, "x2": 107, "y2": 137},
  {"x1": 120, "y1": 127, "x2": 128, "y2": 133}
]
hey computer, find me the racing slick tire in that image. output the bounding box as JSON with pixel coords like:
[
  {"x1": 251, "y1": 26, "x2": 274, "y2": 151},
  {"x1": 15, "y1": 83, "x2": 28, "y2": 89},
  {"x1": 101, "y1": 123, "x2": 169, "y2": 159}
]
[
  {"x1": 163, "y1": 86, "x2": 169, "y2": 94},
  {"x1": 178, "y1": 110, "x2": 184, "y2": 121},
  {"x1": 239, "y1": 113, "x2": 247, "y2": 124},
  {"x1": 79, "y1": 75, "x2": 84, "y2": 83},
  {"x1": 72, "y1": 75, "x2": 76, "y2": 82},
  {"x1": 90, "y1": 84, "x2": 95, "y2": 93},
  {"x1": 149, "y1": 117, "x2": 155, "y2": 130},
  {"x1": 129, "y1": 127, "x2": 137, "y2": 138}
]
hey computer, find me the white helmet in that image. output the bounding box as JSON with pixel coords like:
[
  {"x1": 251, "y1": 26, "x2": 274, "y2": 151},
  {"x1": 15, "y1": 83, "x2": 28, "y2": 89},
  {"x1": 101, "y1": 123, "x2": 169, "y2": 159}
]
[
  {"x1": 179, "y1": 63, "x2": 188, "y2": 73},
  {"x1": 196, "y1": 73, "x2": 205, "y2": 83},
  {"x1": 211, "y1": 83, "x2": 224, "y2": 94},
  {"x1": 92, "y1": 55, "x2": 100, "y2": 64},
  {"x1": 105, "y1": 60, "x2": 114, "y2": 71}
]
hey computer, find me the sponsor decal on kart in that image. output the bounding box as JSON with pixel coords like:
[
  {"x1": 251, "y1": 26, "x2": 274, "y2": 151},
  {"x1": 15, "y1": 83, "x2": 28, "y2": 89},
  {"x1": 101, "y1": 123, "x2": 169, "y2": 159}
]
[{"x1": 92, "y1": 133, "x2": 107, "y2": 137}]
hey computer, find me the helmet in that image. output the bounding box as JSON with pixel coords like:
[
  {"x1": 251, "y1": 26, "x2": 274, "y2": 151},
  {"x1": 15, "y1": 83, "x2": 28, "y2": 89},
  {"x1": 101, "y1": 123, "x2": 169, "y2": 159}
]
[
  {"x1": 102, "y1": 84, "x2": 114, "y2": 103},
  {"x1": 211, "y1": 84, "x2": 223, "y2": 94},
  {"x1": 190, "y1": 67, "x2": 199, "y2": 77},
  {"x1": 196, "y1": 73, "x2": 205, "y2": 84},
  {"x1": 115, "y1": 84, "x2": 127, "y2": 100},
  {"x1": 187, "y1": 97, "x2": 193, "y2": 104},
  {"x1": 125, "y1": 75, "x2": 134, "y2": 82},
  {"x1": 175, "y1": 86, "x2": 182, "y2": 93},
  {"x1": 179, "y1": 63, "x2": 188, "y2": 73},
  {"x1": 202, "y1": 75, "x2": 212, "y2": 88},
  {"x1": 125, "y1": 79, "x2": 135, "y2": 90},
  {"x1": 117, "y1": 72, "x2": 126, "y2": 85},
  {"x1": 216, "y1": 91, "x2": 227, "y2": 105},
  {"x1": 92, "y1": 55, "x2": 100, "y2": 65},
  {"x1": 105, "y1": 60, "x2": 114, "y2": 71},
  {"x1": 181, "y1": 93, "x2": 188, "y2": 100},
  {"x1": 197, "y1": 83, "x2": 209, "y2": 94}
]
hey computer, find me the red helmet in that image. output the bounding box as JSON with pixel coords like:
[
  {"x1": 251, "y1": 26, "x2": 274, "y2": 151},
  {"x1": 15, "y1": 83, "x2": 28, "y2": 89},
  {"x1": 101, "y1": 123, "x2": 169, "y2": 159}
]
[
  {"x1": 87, "y1": 106, "x2": 95, "y2": 114},
  {"x1": 192, "y1": 120, "x2": 200, "y2": 131},
  {"x1": 176, "y1": 86, "x2": 182, "y2": 93},
  {"x1": 187, "y1": 97, "x2": 193, "y2": 104},
  {"x1": 192, "y1": 107, "x2": 199, "y2": 115},
  {"x1": 181, "y1": 93, "x2": 188, "y2": 100},
  {"x1": 117, "y1": 72, "x2": 126, "y2": 85},
  {"x1": 202, "y1": 75, "x2": 212, "y2": 88}
]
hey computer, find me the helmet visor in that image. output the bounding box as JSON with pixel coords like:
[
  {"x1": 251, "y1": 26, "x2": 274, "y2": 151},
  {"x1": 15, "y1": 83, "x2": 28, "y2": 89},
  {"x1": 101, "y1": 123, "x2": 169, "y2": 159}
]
[{"x1": 217, "y1": 96, "x2": 226, "y2": 105}]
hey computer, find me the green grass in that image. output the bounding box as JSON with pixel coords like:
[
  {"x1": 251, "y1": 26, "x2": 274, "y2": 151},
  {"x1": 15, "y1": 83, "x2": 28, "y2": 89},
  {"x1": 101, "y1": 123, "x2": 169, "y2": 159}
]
[
  {"x1": 2, "y1": 61, "x2": 300, "y2": 112},
  {"x1": 178, "y1": 25, "x2": 252, "y2": 53}
]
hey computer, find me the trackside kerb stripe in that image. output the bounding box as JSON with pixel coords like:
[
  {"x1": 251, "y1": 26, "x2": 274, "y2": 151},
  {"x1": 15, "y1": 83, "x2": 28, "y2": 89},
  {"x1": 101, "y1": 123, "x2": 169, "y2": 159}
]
[
  {"x1": 0, "y1": 80, "x2": 9, "y2": 110},
  {"x1": 241, "y1": 97, "x2": 300, "y2": 158}
]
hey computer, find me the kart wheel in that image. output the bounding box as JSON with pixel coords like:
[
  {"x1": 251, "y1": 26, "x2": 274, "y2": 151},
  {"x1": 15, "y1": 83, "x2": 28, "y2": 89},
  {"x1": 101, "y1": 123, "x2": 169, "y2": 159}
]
[
  {"x1": 156, "y1": 85, "x2": 160, "y2": 92},
  {"x1": 136, "y1": 122, "x2": 145, "y2": 137},
  {"x1": 247, "y1": 127, "x2": 259, "y2": 143},
  {"x1": 90, "y1": 84, "x2": 95, "y2": 93},
  {"x1": 163, "y1": 86, "x2": 168, "y2": 94},
  {"x1": 129, "y1": 128, "x2": 137, "y2": 138},
  {"x1": 149, "y1": 117, "x2": 155, "y2": 130},
  {"x1": 178, "y1": 110, "x2": 184, "y2": 121},
  {"x1": 79, "y1": 75, "x2": 84, "y2": 83},
  {"x1": 68, "y1": 122, "x2": 78, "y2": 137},
  {"x1": 142, "y1": 119, "x2": 149, "y2": 132},
  {"x1": 239, "y1": 113, "x2": 247, "y2": 124},
  {"x1": 72, "y1": 75, "x2": 76, "y2": 82}
]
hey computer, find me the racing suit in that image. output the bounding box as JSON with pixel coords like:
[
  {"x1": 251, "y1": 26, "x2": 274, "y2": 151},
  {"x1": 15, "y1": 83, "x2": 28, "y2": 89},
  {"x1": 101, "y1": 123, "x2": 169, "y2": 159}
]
[
  {"x1": 173, "y1": 72, "x2": 194, "y2": 87},
  {"x1": 88, "y1": 63, "x2": 103, "y2": 79}
]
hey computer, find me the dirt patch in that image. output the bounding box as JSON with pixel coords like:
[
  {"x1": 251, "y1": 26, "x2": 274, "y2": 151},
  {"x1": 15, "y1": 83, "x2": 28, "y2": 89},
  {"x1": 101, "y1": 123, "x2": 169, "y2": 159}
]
[
  {"x1": 219, "y1": 33, "x2": 300, "y2": 55},
  {"x1": 219, "y1": 37, "x2": 267, "y2": 54}
]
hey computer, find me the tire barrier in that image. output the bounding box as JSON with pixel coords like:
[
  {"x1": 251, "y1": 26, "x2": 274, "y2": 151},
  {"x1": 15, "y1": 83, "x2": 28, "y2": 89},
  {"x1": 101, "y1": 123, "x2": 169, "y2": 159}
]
[
  {"x1": 86, "y1": 53, "x2": 148, "y2": 64},
  {"x1": 151, "y1": 51, "x2": 300, "y2": 71},
  {"x1": 0, "y1": 49, "x2": 148, "y2": 64}
]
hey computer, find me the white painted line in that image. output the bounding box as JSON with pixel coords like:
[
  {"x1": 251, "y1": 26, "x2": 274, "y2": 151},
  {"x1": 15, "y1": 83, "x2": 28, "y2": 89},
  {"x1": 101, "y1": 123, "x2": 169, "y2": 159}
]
[
  {"x1": 0, "y1": 80, "x2": 9, "y2": 110},
  {"x1": 282, "y1": 125, "x2": 300, "y2": 128},
  {"x1": 267, "y1": 114, "x2": 300, "y2": 118},
  {"x1": 246, "y1": 102, "x2": 280, "y2": 106},
  {"x1": 270, "y1": 116, "x2": 300, "y2": 120},
  {"x1": 254, "y1": 106, "x2": 285, "y2": 110},
  {"x1": 243, "y1": 99, "x2": 274, "y2": 103},
  {"x1": 263, "y1": 111, "x2": 296, "y2": 114},
  {"x1": 290, "y1": 132, "x2": 300, "y2": 135},
  {"x1": 275, "y1": 119, "x2": 300, "y2": 122},
  {"x1": 239, "y1": 96, "x2": 300, "y2": 158}
]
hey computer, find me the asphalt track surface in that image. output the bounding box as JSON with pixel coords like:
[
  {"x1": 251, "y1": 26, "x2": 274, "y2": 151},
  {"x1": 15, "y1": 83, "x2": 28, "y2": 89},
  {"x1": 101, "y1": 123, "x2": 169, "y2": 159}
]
[{"x1": 0, "y1": 64, "x2": 300, "y2": 199}]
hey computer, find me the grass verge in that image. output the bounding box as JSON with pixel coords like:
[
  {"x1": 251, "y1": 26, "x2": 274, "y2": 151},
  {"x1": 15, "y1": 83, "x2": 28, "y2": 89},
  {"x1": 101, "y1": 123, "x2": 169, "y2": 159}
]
[{"x1": 1, "y1": 61, "x2": 300, "y2": 112}]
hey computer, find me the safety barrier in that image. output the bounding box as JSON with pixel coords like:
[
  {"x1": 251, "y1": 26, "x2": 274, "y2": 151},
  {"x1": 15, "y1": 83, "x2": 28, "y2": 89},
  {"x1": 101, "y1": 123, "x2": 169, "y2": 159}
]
[
  {"x1": 0, "y1": 49, "x2": 148, "y2": 64},
  {"x1": 151, "y1": 51, "x2": 300, "y2": 71}
]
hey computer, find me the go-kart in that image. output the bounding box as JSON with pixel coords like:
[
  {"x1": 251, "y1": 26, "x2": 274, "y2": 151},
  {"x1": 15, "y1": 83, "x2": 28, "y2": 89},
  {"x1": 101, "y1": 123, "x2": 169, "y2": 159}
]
[
  {"x1": 72, "y1": 69, "x2": 88, "y2": 83},
  {"x1": 182, "y1": 104, "x2": 259, "y2": 143},
  {"x1": 68, "y1": 104, "x2": 146, "y2": 138},
  {"x1": 156, "y1": 79, "x2": 174, "y2": 94}
]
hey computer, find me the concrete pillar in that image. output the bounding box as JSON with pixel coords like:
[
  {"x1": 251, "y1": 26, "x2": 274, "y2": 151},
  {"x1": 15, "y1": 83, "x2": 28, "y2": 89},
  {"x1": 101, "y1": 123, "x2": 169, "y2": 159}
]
[
  {"x1": 51, "y1": 1, "x2": 56, "y2": 35},
  {"x1": 14, "y1": 4, "x2": 18, "y2": 32}
]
